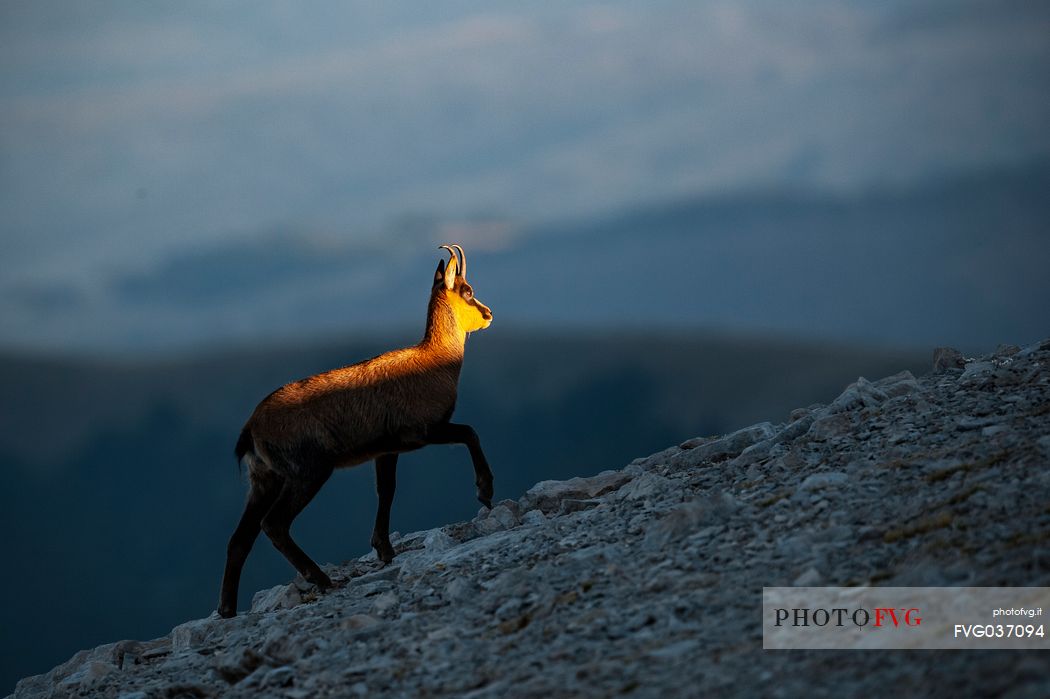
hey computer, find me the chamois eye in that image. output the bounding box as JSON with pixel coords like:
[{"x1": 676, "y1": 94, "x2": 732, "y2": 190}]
[{"x1": 462, "y1": 287, "x2": 473, "y2": 300}]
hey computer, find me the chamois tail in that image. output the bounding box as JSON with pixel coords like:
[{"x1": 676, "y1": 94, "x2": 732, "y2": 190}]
[{"x1": 234, "y1": 427, "x2": 253, "y2": 472}]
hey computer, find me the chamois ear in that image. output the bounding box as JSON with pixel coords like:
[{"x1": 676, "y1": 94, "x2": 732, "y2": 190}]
[{"x1": 434, "y1": 259, "x2": 446, "y2": 286}]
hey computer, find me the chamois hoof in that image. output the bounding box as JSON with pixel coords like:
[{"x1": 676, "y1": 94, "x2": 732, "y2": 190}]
[
  {"x1": 476, "y1": 481, "x2": 494, "y2": 510},
  {"x1": 309, "y1": 571, "x2": 333, "y2": 590},
  {"x1": 217, "y1": 604, "x2": 237, "y2": 619},
  {"x1": 371, "y1": 536, "x2": 396, "y2": 564}
]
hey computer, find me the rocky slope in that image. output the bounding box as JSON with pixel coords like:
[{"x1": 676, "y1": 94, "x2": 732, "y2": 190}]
[{"x1": 11, "y1": 340, "x2": 1050, "y2": 698}]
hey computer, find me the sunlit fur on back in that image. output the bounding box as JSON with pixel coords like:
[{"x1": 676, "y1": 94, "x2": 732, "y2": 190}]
[{"x1": 218, "y1": 244, "x2": 494, "y2": 618}]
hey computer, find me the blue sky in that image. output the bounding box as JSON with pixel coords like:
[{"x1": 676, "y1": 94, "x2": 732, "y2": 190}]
[{"x1": 1, "y1": 1, "x2": 1048, "y2": 348}]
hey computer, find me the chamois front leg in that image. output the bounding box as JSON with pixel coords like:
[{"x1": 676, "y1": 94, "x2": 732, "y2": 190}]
[
  {"x1": 370, "y1": 453, "x2": 398, "y2": 564},
  {"x1": 427, "y1": 422, "x2": 494, "y2": 509}
]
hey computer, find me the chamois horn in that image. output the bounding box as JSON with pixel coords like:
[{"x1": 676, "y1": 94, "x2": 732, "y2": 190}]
[
  {"x1": 438, "y1": 245, "x2": 458, "y2": 273},
  {"x1": 438, "y1": 244, "x2": 465, "y2": 276},
  {"x1": 451, "y1": 244, "x2": 466, "y2": 277}
]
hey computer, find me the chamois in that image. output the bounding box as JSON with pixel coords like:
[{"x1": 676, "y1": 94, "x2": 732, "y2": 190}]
[{"x1": 218, "y1": 244, "x2": 494, "y2": 618}]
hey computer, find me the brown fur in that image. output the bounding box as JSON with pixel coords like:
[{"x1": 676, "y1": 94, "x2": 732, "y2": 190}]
[{"x1": 217, "y1": 247, "x2": 493, "y2": 618}]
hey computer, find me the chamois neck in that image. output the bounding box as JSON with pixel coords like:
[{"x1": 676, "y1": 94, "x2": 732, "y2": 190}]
[{"x1": 421, "y1": 294, "x2": 467, "y2": 357}]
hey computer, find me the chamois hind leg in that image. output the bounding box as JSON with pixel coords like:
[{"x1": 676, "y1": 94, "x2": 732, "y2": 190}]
[
  {"x1": 370, "y1": 453, "x2": 398, "y2": 564},
  {"x1": 260, "y1": 465, "x2": 334, "y2": 590},
  {"x1": 218, "y1": 470, "x2": 282, "y2": 618},
  {"x1": 427, "y1": 422, "x2": 494, "y2": 509}
]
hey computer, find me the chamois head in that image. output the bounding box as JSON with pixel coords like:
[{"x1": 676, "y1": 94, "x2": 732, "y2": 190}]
[{"x1": 433, "y1": 244, "x2": 493, "y2": 333}]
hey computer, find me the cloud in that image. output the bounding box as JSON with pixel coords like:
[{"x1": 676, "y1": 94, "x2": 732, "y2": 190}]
[{"x1": 1, "y1": 0, "x2": 1048, "y2": 292}]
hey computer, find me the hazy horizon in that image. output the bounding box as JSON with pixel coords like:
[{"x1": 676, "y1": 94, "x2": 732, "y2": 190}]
[{"x1": 3, "y1": 158, "x2": 1048, "y2": 356}]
